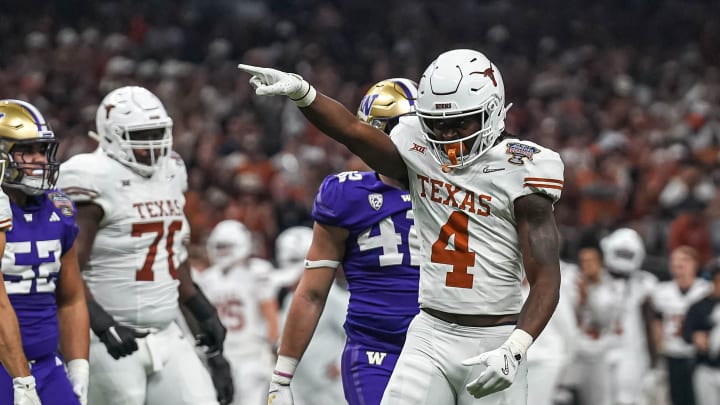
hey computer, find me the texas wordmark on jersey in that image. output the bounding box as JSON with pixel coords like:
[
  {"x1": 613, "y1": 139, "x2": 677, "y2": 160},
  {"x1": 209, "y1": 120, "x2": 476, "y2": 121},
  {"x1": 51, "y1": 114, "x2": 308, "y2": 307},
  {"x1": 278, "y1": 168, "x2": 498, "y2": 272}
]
[
  {"x1": 391, "y1": 117, "x2": 564, "y2": 315},
  {"x1": 57, "y1": 149, "x2": 190, "y2": 330}
]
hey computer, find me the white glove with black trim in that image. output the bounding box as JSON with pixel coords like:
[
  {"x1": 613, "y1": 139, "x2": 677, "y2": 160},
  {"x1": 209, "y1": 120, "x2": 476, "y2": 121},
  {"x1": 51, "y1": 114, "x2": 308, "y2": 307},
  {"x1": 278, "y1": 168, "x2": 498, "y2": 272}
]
[
  {"x1": 13, "y1": 376, "x2": 41, "y2": 405},
  {"x1": 237, "y1": 64, "x2": 316, "y2": 107},
  {"x1": 461, "y1": 329, "x2": 532, "y2": 398}
]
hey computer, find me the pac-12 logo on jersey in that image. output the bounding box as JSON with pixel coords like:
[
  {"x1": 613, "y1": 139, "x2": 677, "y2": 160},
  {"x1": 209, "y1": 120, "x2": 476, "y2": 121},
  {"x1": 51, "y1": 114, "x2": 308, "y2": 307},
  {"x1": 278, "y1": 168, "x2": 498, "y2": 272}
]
[
  {"x1": 368, "y1": 193, "x2": 383, "y2": 211},
  {"x1": 506, "y1": 143, "x2": 540, "y2": 165}
]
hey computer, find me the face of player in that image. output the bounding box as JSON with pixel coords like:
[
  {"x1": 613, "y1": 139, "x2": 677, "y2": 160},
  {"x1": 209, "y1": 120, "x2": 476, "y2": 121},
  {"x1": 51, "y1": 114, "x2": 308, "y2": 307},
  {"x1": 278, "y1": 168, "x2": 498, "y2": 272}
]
[
  {"x1": 425, "y1": 115, "x2": 483, "y2": 144},
  {"x1": 12, "y1": 142, "x2": 49, "y2": 174},
  {"x1": 578, "y1": 247, "x2": 604, "y2": 283},
  {"x1": 670, "y1": 249, "x2": 698, "y2": 289},
  {"x1": 129, "y1": 128, "x2": 166, "y2": 165}
]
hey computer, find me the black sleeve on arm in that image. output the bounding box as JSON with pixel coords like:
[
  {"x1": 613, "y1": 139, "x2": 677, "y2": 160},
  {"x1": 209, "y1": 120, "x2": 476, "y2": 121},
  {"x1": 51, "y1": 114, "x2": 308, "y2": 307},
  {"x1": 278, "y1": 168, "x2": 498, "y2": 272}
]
[
  {"x1": 682, "y1": 300, "x2": 704, "y2": 344},
  {"x1": 87, "y1": 299, "x2": 116, "y2": 335},
  {"x1": 184, "y1": 283, "x2": 217, "y2": 321}
]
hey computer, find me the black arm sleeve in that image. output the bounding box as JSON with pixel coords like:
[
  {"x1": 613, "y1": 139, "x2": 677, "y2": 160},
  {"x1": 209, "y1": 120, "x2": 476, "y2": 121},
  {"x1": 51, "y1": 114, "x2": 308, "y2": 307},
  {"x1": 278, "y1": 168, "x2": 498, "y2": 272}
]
[{"x1": 184, "y1": 283, "x2": 217, "y2": 321}]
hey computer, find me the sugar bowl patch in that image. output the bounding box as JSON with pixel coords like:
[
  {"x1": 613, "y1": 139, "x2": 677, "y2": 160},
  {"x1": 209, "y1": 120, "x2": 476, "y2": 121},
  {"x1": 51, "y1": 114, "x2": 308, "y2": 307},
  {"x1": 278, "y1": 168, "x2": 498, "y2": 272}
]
[
  {"x1": 48, "y1": 192, "x2": 75, "y2": 217},
  {"x1": 506, "y1": 142, "x2": 541, "y2": 165}
]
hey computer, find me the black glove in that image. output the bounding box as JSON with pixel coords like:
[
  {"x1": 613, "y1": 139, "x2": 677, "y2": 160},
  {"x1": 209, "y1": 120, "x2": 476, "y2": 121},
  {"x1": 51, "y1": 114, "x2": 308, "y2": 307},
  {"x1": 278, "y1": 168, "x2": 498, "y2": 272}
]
[
  {"x1": 88, "y1": 300, "x2": 148, "y2": 360},
  {"x1": 207, "y1": 353, "x2": 234, "y2": 405},
  {"x1": 185, "y1": 284, "x2": 227, "y2": 353}
]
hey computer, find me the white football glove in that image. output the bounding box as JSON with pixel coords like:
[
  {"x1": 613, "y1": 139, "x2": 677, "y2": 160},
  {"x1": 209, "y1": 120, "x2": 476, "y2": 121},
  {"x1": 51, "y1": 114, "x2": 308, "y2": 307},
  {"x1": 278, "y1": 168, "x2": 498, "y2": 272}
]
[
  {"x1": 267, "y1": 381, "x2": 293, "y2": 405},
  {"x1": 66, "y1": 359, "x2": 89, "y2": 405},
  {"x1": 13, "y1": 376, "x2": 41, "y2": 405},
  {"x1": 237, "y1": 64, "x2": 317, "y2": 107},
  {"x1": 461, "y1": 329, "x2": 532, "y2": 399},
  {"x1": 267, "y1": 355, "x2": 297, "y2": 405}
]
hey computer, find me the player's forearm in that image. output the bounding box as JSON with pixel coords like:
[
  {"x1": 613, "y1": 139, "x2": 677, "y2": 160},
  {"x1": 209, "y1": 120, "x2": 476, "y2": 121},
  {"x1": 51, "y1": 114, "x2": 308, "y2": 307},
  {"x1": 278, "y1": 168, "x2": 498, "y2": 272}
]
[
  {"x1": 260, "y1": 300, "x2": 280, "y2": 344},
  {"x1": 57, "y1": 298, "x2": 90, "y2": 361},
  {"x1": 0, "y1": 300, "x2": 31, "y2": 377},
  {"x1": 302, "y1": 93, "x2": 406, "y2": 179},
  {"x1": 517, "y1": 273, "x2": 559, "y2": 338},
  {"x1": 278, "y1": 292, "x2": 326, "y2": 360}
]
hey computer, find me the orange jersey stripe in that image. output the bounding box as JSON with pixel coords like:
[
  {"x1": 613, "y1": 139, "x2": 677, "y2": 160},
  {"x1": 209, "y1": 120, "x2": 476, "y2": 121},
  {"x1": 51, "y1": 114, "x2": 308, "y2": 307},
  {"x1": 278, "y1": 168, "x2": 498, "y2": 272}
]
[
  {"x1": 524, "y1": 177, "x2": 564, "y2": 184},
  {"x1": 524, "y1": 182, "x2": 563, "y2": 190}
]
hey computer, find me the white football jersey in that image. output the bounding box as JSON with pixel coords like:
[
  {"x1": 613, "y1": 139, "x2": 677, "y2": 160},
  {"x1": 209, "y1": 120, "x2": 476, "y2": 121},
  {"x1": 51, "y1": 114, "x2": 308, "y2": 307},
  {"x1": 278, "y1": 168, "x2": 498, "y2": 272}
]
[
  {"x1": 194, "y1": 258, "x2": 276, "y2": 357},
  {"x1": 0, "y1": 190, "x2": 12, "y2": 231},
  {"x1": 652, "y1": 278, "x2": 711, "y2": 357},
  {"x1": 391, "y1": 118, "x2": 564, "y2": 315},
  {"x1": 57, "y1": 150, "x2": 189, "y2": 330}
]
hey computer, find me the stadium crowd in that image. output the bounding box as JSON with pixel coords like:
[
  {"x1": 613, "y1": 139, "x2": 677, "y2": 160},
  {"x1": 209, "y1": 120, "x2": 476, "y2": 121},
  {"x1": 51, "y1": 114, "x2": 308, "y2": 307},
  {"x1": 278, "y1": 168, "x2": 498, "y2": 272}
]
[
  {"x1": 2, "y1": 1, "x2": 720, "y2": 403},
  {"x1": 2, "y1": 0, "x2": 718, "y2": 273}
]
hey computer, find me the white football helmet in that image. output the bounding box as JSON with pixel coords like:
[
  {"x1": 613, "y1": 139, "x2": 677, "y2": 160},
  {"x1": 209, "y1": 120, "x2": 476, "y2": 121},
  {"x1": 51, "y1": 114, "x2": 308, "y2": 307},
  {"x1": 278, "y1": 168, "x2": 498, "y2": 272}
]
[
  {"x1": 600, "y1": 228, "x2": 646, "y2": 275},
  {"x1": 95, "y1": 86, "x2": 173, "y2": 177},
  {"x1": 356, "y1": 78, "x2": 418, "y2": 134},
  {"x1": 275, "y1": 226, "x2": 313, "y2": 269},
  {"x1": 417, "y1": 49, "x2": 510, "y2": 169},
  {"x1": 206, "y1": 220, "x2": 253, "y2": 268}
]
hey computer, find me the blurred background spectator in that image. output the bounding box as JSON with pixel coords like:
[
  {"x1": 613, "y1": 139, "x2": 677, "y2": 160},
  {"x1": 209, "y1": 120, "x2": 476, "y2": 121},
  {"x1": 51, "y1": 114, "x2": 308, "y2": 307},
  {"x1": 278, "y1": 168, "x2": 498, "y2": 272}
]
[{"x1": 2, "y1": 0, "x2": 720, "y2": 279}]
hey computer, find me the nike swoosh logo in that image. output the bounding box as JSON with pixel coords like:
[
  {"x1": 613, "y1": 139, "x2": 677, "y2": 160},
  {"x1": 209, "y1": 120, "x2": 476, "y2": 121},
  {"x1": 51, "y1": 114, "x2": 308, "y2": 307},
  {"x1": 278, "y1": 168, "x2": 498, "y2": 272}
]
[
  {"x1": 482, "y1": 166, "x2": 505, "y2": 173},
  {"x1": 501, "y1": 354, "x2": 510, "y2": 375}
]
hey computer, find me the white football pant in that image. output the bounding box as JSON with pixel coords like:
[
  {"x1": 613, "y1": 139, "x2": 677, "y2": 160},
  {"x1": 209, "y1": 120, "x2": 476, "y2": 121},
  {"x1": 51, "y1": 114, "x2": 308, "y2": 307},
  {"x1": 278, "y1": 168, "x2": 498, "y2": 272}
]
[
  {"x1": 694, "y1": 364, "x2": 720, "y2": 405},
  {"x1": 380, "y1": 310, "x2": 527, "y2": 405},
  {"x1": 88, "y1": 322, "x2": 218, "y2": 405},
  {"x1": 227, "y1": 349, "x2": 273, "y2": 405}
]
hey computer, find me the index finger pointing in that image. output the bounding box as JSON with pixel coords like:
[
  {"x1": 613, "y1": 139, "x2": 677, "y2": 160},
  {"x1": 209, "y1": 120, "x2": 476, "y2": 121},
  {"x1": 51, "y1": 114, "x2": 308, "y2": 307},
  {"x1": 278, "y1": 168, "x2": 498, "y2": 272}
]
[{"x1": 237, "y1": 63, "x2": 266, "y2": 76}]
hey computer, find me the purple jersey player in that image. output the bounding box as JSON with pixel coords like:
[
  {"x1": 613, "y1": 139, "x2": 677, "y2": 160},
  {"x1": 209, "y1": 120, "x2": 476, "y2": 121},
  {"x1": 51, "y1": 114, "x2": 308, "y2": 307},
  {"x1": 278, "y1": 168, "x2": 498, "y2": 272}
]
[
  {"x1": 268, "y1": 79, "x2": 421, "y2": 405},
  {"x1": 0, "y1": 100, "x2": 89, "y2": 405}
]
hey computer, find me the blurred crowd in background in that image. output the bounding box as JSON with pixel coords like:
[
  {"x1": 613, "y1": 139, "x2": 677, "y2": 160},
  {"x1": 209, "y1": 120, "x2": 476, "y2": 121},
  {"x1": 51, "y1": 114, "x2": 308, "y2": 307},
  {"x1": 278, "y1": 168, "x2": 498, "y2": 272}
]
[{"x1": 2, "y1": 0, "x2": 720, "y2": 278}]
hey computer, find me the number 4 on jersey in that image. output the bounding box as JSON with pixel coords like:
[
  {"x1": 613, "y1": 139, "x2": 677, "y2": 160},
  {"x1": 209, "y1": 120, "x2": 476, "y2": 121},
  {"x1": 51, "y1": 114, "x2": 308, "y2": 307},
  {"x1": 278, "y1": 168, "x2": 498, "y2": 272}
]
[{"x1": 431, "y1": 211, "x2": 475, "y2": 288}]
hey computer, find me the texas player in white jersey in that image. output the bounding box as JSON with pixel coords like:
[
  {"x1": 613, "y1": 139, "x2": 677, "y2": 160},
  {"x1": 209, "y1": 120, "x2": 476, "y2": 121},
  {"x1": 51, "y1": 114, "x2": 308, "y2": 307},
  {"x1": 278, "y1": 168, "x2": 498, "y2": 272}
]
[
  {"x1": 600, "y1": 228, "x2": 658, "y2": 405},
  {"x1": 651, "y1": 246, "x2": 710, "y2": 405},
  {"x1": 56, "y1": 86, "x2": 229, "y2": 405},
  {"x1": 197, "y1": 220, "x2": 279, "y2": 405},
  {"x1": 240, "y1": 48, "x2": 563, "y2": 405}
]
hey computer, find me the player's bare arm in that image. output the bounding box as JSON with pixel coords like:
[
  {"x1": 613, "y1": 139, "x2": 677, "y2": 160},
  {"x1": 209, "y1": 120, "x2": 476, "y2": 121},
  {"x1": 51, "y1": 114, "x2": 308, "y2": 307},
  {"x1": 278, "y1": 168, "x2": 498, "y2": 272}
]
[
  {"x1": 260, "y1": 297, "x2": 280, "y2": 344},
  {"x1": 278, "y1": 222, "x2": 346, "y2": 360},
  {"x1": 301, "y1": 94, "x2": 408, "y2": 181},
  {"x1": 56, "y1": 243, "x2": 90, "y2": 362},
  {"x1": 237, "y1": 64, "x2": 408, "y2": 181},
  {"x1": 0, "y1": 230, "x2": 32, "y2": 378},
  {"x1": 514, "y1": 193, "x2": 561, "y2": 339},
  {"x1": 74, "y1": 202, "x2": 103, "y2": 275}
]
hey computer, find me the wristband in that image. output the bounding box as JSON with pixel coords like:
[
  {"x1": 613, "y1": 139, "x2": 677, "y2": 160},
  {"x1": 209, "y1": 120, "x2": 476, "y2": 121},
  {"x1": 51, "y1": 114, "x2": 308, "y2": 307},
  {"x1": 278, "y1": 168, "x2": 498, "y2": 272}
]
[
  {"x1": 13, "y1": 375, "x2": 36, "y2": 390},
  {"x1": 288, "y1": 74, "x2": 317, "y2": 107},
  {"x1": 304, "y1": 259, "x2": 341, "y2": 269},
  {"x1": 272, "y1": 355, "x2": 298, "y2": 385},
  {"x1": 66, "y1": 358, "x2": 90, "y2": 380},
  {"x1": 504, "y1": 329, "x2": 534, "y2": 361}
]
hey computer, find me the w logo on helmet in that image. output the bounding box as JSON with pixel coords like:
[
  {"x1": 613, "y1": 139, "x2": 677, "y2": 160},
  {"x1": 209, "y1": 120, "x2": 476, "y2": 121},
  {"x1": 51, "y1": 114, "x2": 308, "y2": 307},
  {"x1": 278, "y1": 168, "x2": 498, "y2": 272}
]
[{"x1": 358, "y1": 94, "x2": 379, "y2": 119}]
